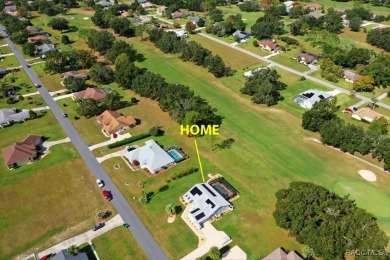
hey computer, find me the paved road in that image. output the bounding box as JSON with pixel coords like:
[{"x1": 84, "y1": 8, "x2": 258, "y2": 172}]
[
  {"x1": 38, "y1": 215, "x2": 124, "y2": 258},
  {"x1": 197, "y1": 32, "x2": 390, "y2": 110},
  {"x1": 0, "y1": 26, "x2": 167, "y2": 260}
]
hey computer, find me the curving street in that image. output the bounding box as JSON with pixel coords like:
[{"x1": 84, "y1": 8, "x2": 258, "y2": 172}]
[{"x1": 0, "y1": 25, "x2": 167, "y2": 260}]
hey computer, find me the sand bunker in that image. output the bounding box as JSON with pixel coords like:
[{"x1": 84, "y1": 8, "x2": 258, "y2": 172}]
[
  {"x1": 83, "y1": 17, "x2": 89, "y2": 20},
  {"x1": 358, "y1": 170, "x2": 377, "y2": 182}
]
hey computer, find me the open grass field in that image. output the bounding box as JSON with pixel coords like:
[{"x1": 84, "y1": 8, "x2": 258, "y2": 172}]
[
  {"x1": 0, "y1": 112, "x2": 116, "y2": 259},
  {"x1": 0, "y1": 54, "x2": 20, "y2": 68},
  {"x1": 0, "y1": 94, "x2": 45, "y2": 109},
  {"x1": 188, "y1": 34, "x2": 263, "y2": 70},
  {"x1": 315, "y1": 0, "x2": 390, "y2": 16},
  {"x1": 269, "y1": 52, "x2": 310, "y2": 73},
  {"x1": 92, "y1": 227, "x2": 147, "y2": 260},
  {"x1": 32, "y1": 63, "x2": 64, "y2": 91},
  {"x1": 339, "y1": 28, "x2": 384, "y2": 52},
  {"x1": 119, "y1": 37, "x2": 390, "y2": 257},
  {"x1": 219, "y1": 6, "x2": 264, "y2": 29}
]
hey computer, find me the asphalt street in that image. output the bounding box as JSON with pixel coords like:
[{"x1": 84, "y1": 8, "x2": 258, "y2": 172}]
[{"x1": 0, "y1": 26, "x2": 167, "y2": 260}]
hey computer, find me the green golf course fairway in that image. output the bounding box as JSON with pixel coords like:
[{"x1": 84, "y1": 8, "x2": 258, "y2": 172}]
[{"x1": 127, "y1": 38, "x2": 390, "y2": 257}]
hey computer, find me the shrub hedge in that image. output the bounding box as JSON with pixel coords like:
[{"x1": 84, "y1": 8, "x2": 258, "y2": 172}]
[{"x1": 107, "y1": 132, "x2": 151, "y2": 149}]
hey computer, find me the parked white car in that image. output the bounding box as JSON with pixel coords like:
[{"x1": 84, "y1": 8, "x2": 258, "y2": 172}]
[{"x1": 96, "y1": 179, "x2": 104, "y2": 188}]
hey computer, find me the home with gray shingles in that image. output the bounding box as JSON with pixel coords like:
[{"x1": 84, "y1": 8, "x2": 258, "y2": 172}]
[
  {"x1": 0, "y1": 108, "x2": 30, "y2": 127},
  {"x1": 232, "y1": 30, "x2": 251, "y2": 42},
  {"x1": 96, "y1": 1, "x2": 113, "y2": 7},
  {"x1": 343, "y1": 69, "x2": 362, "y2": 83},
  {"x1": 51, "y1": 249, "x2": 88, "y2": 260},
  {"x1": 37, "y1": 43, "x2": 58, "y2": 57},
  {"x1": 124, "y1": 139, "x2": 175, "y2": 173},
  {"x1": 0, "y1": 67, "x2": 8, "y2": 76},
  {"x1": 183, "y1": 183, "x2": 233, "y2": 229},
  {"x1": 263, "y1": 247, "x2": 303, "y2": 260},
  {"x1": 191, "y1": 16, "x2": 200, "y2": 25}
]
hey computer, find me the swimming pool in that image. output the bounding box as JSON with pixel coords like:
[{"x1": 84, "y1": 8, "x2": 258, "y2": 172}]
[{"x1": 166, "y1": 148, "x2": 185, "y2": 162}]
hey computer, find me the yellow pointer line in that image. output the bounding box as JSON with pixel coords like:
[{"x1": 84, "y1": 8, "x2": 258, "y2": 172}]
[{"x1": 194, "y1": 138, "x2": 205, "y2": 182}]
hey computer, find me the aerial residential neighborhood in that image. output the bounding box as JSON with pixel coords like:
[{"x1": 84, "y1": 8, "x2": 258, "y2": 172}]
[{"x1": 0, "y1": 0, "x2": 390, "y2": 260}]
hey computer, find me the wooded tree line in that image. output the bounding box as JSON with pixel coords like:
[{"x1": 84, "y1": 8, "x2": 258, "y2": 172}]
[
  {"x1": 367, "y1": 28, "x2": 390, "y2": 52},
  {"x1": 274, "y1": 182, "x2": 389, "y2": 259},
  {"x1": 149, "y1": 29, "x2": 231, "y2": 78},
  {"x1": 114, "y1": 53, "x2": 223, "y2": 126},
  {"x1": 0, "y1": 12, "x2": 30, "y2": 44},
  {"x1": 302, "y1": 99, "x2": 390, "y2": 170},
  {"x1": 240, "y1": 68, "x2": 286, "y2": 106}
]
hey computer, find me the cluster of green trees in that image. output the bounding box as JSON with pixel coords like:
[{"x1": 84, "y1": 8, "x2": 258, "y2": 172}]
[
  {"x1": 205, "y1": 13, "x2": 245, "y2": 37},
  {"x1": 251, "y1": 8, "x2": 285, "y2": 39},
  {"x1": 302, "y1": 99, "x2": 390, "y2": 170},
  {"x1": 44, "y1": 50, "x2": 96, "y2": 73},
  {"x1": 367, "y1": 28, "x2": 390, "y2": 52},
  {"x1": 29, "y1": 0, "x2": 76, "y2": 16},
  {"x1": 289, "y1": 8, "x2": 344, "y2": 36},
  {"x1": 238, "y1": 0, "x2": 259, "y2": 12},
  {"x1": 47, "y1": 17, "x2": 69, "y2": 33},
  {"x1": 76, "y1": 92, "x2": 126, "y2": 118},
  {"x1": 279, "y1": 36, "x2": 299, "y2": 46},
  {"x1": 90, "y1": 63, "x2": 114, "y2": 84},
  {"x1": 0, "y1": 12, "x2": 30, "y2": 44},
  {"x1": 114, "y1": 53, "x2": 222, "y2": 126},
  {"x1": 320, "y1": 58, "x2": 343, "y2": 83},
  {"x1": 362, "y1": 54, "x2": 390, "y2": 87},
  {"x1": 240, "y1": 68, "x2": 286, "y2": 106},
  {"x1": 149, "y1": 30, "x2": 231, "y2": 77},
  {"x1": 273, "y1": 182, "x2": 389, "y2": 259}
]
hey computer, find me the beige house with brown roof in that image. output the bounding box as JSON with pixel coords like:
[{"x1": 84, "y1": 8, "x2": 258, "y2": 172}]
[
  {"x1": 352, "y1": 107, "x2": 390, "y2": 123},
  {"x1": 156, "y1": 5, "x2": 167, "y2": 15},
  {"x1": 96, "y1": 110, "x2": 137, "y2": 135},
  {"x1": 27, "y1": 35, "x2": 48, "y2": 43},
  {"x1": 343, "y1": 69, "x2": 362, "y2": 83},
  {"x1": 2, "y1": 135, "x2": 42, "y2": 169},
  {"x1": 62, "y1": 71, "x2": 88, "y2": 80},
  {"x1": 72, "y1": 87, "x2": 106, "y2": 101},
  {"x1": 304, "y1": 3, "x2": 324, "y2": 10},
  {"x1": 259, "y1": 39, "x2": 277, "y2": 52}
]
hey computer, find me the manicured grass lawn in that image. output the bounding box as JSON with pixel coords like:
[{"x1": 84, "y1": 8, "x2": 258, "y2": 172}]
[
  {"x1": 32, "y1": 63, "x2": 64, "y2": 91},
  {"x1": 188, "y1": 34, "x2": 263, "y2": 70},
  {"x1": 92, "y1": 227, "x2": 147, "y2": 260},
  {"x1": 270, "y1": 52, "x2": 310, "y2": 73},
  {"x1": 334, "y1": 93, "x2": 360, "y2": 110},
  {"x1": 218, "y1": 6, "x2": 264, "y2": 29},
  {"x1": 0, "y1": 46, "x2": 13, "y2": 55},
  {"x1": 0, "y1": 55, "x2": 20, "y2": 68},
  {"x1": 56, "y1": 98, "x2": 110, "y2": 146},
  {"x1": 339, "y1": 28, "x2": 383, "y2": 53},
  {"x1": 0, "y1": 94, "x2": 45, "y2": 109},
  {"x1": 121, "y1": 38, "x2": 390, "y2": 257},
  {"x1": 238, "y1": 38, "x2": 270, "y2": 57},
  {"x1": 317, "y1": 0, "x2": 390, "y2": 16},
  {"x1": 2, "y1": 69, "x2": 35, "y2": 94},
  {"x1": 0, "y1": 112, "x2": 116, "y2": 259}
]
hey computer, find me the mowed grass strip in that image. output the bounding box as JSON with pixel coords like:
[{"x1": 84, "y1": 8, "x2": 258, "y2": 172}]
[
  {"x1": 127, "y1": 38, "x2": 390, "y2": 257},
  {"x1": 189, "y1": 34, "x2": 263, "y2": 70},
  {"x1": 92, "y1": 227, "x2": 147, "y2": 260}
]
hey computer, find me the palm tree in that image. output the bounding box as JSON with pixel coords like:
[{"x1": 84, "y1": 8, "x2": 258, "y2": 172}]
[
  {"x1": 165, "y1": 204, "x2": 175, "y2": 216},
  {"x1": 138, "y1": 180, "x2": 146, "y2": 189},
  {"x1": 208, "y1": 246, "x2": 221, "y2": 260},
  {"x1": 371, "y1": 97, "x2": 378, "y2": 109},
  {"x1": 66, "y1": 245, "x2": 79, "y2": 256}
]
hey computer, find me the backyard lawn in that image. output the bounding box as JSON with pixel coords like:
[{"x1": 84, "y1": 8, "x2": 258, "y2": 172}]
[
  {"x1": 0, "y1": 112, "x2": 116, "y2": 259},
  {"x1": 92, "y1": 227, "x2": 147, "y2": 260},
  {"x1": 0, "y1": 94, "x2": 45, "y2": 110},
  {"x1": 269, "y1": 52, "x2": 310, "y2": 73},
  {"x1": 0, "y1": 55, "x2": 20, "y2": 68}
]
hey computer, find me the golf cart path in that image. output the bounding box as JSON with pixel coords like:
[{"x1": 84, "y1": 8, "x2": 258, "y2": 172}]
[{"x1": 38, "y1": 214, "x2": 124, "y2": 258}]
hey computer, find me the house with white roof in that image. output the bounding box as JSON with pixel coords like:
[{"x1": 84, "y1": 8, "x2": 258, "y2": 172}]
[
  {"x1": 175, "y1": 30, "x2": 188, "y2": 39},
  {"x1": 124, "y1": 139, "x2": 175, "y2": 173},
  {"x1": 292, "y1": 89, "x2": 332, "y2": 109},
  {"x1": 283, "y1": 0, "x2": 295, "y2": 12},
  {"x1": 183, "y1": 183, "x2": 233, "y2": 229},
  {"x1": 243, "y1": 67, "x2": 266, "y2": 77}
]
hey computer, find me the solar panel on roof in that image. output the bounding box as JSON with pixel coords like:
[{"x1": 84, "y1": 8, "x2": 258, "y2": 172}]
[
  {"x1": 205, "y1": 199, "x2": 216, "y2": 209},
  {"x1": 190, "y1": 208, "x2": 200, "y2": 214},
  {"x1": 190, "y1": 186, "x2": 202, "y2": 196},
  {"x1": 195, "y1": 212, "x2": 206, "y2": 220},
  {"x1": 318, "y1": 95, "x2": 324, "y2": 99},
  {"x1": 202, "y1": 184, "x2": 216, "y2": 196}
]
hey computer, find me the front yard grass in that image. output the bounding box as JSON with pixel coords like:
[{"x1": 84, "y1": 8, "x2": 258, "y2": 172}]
[
  {"x1": 32, "y1": 63, "x2": 64, "y2": 91},
  {"x1": 2, "y1": 69, "x2": 35, "y2": 94},
  {"x1": 0, "y1": 112, "x2": 116, "y2": 258},
  {"x1": 269, "y1": 52, "x2": 310, "y2": 73},
  {"x1": 0, "y1": 95, "x2": 46, "y2": 110},
  {"x1": 92, "y1": 227, "x2": 147, "y2": 260},
  {"x1": 0, "y1": 55, "x2": 20, "y2": 68}
]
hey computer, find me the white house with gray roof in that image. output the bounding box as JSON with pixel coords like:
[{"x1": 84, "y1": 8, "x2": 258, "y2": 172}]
[
  {"x1": 292, "y1": 89, "x2": 332, "y2": 109},
  {"x1": 0, "y1": 108, "x2": 30, "y2": 127},
  {"x1": 183, "y1": 183, "x2": 233, "y2": 229},
  {"x1": 124, "y1": 139, "x2": 175, "y2": 173},
  {"x1": 37, "y1": 44, "x2": 58, "y2": 58}
]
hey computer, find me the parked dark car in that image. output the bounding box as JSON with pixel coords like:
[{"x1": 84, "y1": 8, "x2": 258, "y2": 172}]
[{"x1": 92, "y1": 223, "x2": 105, "y2": 231}]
